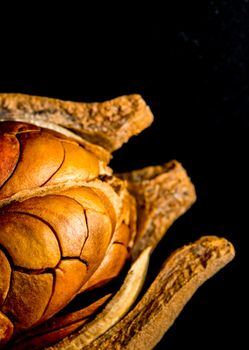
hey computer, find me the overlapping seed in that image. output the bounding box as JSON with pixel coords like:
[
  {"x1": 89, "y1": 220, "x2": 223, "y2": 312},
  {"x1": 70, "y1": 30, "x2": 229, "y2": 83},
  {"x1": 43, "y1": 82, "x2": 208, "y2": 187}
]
[{"x1": 0, "y1": 122, "x2": 132, "y2": 343}]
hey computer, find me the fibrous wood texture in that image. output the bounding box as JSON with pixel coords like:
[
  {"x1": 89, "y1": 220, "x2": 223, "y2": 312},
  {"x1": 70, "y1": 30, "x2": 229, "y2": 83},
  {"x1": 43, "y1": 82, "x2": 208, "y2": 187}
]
[{"x1": 0, "y1": 93, "x2": 153, "y2": 152}]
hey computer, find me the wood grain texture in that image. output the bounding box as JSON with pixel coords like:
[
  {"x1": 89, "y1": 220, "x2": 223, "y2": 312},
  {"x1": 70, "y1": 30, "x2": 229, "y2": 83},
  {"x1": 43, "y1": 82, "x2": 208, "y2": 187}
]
[
  {"x1": 118, "y1": 160, "x2": 197, "y2": 259},
  {"x1": 81, "y1": 236, "x2": 235, "y2": 350},
  {"x1": 0, "y1": 94, "x2": 153, "y2": 152}
]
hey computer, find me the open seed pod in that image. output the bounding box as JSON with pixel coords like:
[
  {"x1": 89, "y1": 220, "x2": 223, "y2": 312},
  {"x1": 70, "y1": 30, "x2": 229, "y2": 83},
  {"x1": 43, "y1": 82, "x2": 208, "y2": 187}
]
[{"x1": 0, "y1": 94, "x2": 235, "y2": 349}]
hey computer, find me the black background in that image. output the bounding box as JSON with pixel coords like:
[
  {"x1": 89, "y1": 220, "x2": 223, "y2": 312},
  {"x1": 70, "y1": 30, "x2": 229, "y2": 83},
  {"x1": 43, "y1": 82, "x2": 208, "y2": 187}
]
[{"x1": 0, "y1": 1, "x2": 247, "y2": 348}]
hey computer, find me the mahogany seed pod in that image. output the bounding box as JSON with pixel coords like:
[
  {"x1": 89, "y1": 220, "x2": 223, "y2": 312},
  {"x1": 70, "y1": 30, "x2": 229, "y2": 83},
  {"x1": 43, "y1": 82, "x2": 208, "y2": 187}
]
[{"x1": 0, "y1": 94, "x2": 234, "y2": 350}]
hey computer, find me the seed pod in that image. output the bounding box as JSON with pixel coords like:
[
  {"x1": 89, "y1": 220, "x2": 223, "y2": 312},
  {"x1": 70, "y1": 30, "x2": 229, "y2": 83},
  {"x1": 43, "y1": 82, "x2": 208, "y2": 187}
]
[
  {"x1": 0, "y1": 121, "x2": 135, "y2": 344},
  {"x1": 0, "y1": 93, "x2": 234, "y2": 350}
]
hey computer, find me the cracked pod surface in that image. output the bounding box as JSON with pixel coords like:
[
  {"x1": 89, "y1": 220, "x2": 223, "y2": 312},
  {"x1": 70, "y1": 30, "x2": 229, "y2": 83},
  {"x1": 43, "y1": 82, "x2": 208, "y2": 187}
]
[
  {"x1": 0, "y1": 94, "x2": 235, "y2": 350},
  {"x1": 0, "y1": 121, "x2": 135, "y2": 345}
]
